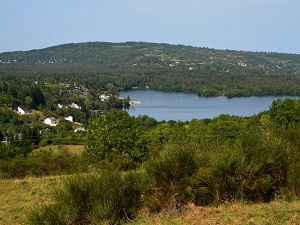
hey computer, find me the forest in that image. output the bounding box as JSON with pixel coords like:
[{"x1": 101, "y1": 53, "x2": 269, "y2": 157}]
[
  {"x1": 1, "y1": 41, "x2": 300, "y2": 97},
  {"x1": 1, "y1": 42, "x2": 300, "y2": 224}
]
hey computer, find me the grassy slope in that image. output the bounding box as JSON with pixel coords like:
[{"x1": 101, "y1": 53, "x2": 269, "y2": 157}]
[
  {"x1": 1, "y1": 175, "x2": 300, "y2": 225},
  {"x1": 0, "y1": 145, "x2": 84, "y2": 224},
  {"x1": 133, "y1": 202, "x2": 300, "y2": 225},
  {"x1": 36, "y1": 144, "x2": 85, "y2": 155},
  {"x1": 0, "y1": 176, "x2": 62, "y2": 225}
]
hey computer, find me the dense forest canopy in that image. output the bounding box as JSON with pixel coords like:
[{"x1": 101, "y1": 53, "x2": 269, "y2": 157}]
[{"x1": 1, "y1": 41, "x2": 300, "y2": 97}]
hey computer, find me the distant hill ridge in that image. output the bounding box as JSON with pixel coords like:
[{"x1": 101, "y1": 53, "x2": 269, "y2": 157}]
[
  {"x1": 0, "y1": 41, "x2": 300, "y2": 74},
  {"x1": 1, "y1": 41, "x2": 300, "y2": 97}
]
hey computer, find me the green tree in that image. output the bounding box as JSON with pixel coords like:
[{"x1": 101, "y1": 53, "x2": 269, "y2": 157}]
[
  {"x1": 106, "y1": 83, "x2": 118, "y2": 95},
  {"x1": 85, "y1": 109, "x2": 148, "y2": 161},
  {"x1": 27, "y1": 86, "x2": 46, "y2": 108},
  {"x1": 268, "y1": 98, "x2": 300, "y2": 128},
  {"x1": 25, "y1": 96, "x2": 34, "y2": 109}
]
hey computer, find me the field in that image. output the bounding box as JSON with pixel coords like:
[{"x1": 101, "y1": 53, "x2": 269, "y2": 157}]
[
  {"x1": 133, "y1": 201, "x2": 300, "y2": 225},
  {"x1": 1, "y1": 176, "x2": 300, "y2": 225},
  {"x1": 0, "y1": 176, "x2": 62, "y2": 225},
  {"x1": 36, "y1": 144, "x2": 85, "y2": 156}
]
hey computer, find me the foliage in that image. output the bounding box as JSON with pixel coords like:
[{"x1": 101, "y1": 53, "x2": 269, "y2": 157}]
[
  {"x1": 144, "y1": 144, "x2": 199, "y2": 212},
  {"x1": 268, "y1": 98, "x2": 300, "y2": 128},
  {"x1": 0, "y1": 148, "x2": 88, "y2": 179},
  {"x1": 85, "y1": 109, "x2": 149, "y2": 162},
  {"x1": 27, "y1": 166, "x2": 144, "y2": 225}
]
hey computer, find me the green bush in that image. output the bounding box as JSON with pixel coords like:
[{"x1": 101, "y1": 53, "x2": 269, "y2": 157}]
[
  {"x1": 27, "y1": 166, "x2": 144, "y2": 225},
  {"x1": 144, "y1": 144, "x2": 199, "y2": 212},
  {"x1": 0, "y1": 150, "x2": 88, "y2": 179}
]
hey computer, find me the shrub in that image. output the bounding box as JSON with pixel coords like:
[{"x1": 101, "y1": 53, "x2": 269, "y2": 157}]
[
  {"x1": 144, "y1": 144, "x2": 199, "y2": 212},
  {"x1": 27, "y1": 166, "x2": 144, "y2": 225}
]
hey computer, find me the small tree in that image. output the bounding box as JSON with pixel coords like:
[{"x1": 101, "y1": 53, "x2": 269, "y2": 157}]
[{"x1": 85, "y1": 109, "x2": 148, "y2": 162}]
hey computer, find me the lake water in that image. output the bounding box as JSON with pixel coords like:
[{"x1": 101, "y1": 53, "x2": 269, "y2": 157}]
[{"x1": 121, "y1": 90, "x2": 297, "y2": 121}]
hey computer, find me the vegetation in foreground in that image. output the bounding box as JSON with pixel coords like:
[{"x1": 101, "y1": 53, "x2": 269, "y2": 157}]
[
  {"x1": 0, "y1": 176, "x2": 62, "y2": 225},
  {"x1": 1, "y1": 175, "x2": 300, "y2": 225}
]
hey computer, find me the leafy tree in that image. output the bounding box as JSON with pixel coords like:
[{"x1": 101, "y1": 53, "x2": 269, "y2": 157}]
[
  {"x1": 55, "y1": 121, "x2": 73, "y2": 137},
  {"x1": 268, "y1": 98, "x2": 300, "y2": 128},
  {"x1": 85, "y1": 109, "x2": 148, "y2": 161},
  {"x1": 27, "y1": 86, "x2": 45, "y2": 108},
  {"x1": 106, "y1": 83, "x2": 118, "y2": 95},
  {"x1": 149, "y1": 123, "x2": 172, "y2": 146},
  {"x1": 25, "y1": 96, "x2": 34, "y2": 109},
  {"x1": 136, "y1": 115, "x2": 157, "y2": 128}
]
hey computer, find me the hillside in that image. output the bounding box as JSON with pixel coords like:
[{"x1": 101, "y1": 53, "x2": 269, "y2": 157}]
[
  {"x1": 1, "y1": 41, "x2": 300, "y2": 97},
  {"x1": 2, "y1": 175, "x2": 300, "y2": 225}
]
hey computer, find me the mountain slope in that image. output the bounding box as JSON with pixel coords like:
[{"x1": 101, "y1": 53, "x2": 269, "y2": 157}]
[
  {"x1": 1, "y1": 41, "x2": 300, "y2": 97},
  {"x1": 0, "y1": 41, "x2": 299, "y2": 73}
]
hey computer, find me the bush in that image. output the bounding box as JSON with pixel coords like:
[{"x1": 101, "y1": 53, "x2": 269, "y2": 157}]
[
  {"x1": 27, "y1": 166, "x2": 144, "y2": 225},
  {"x1": 0, "y1": 150, "x2": 88, "y2": 179},
  {"x1": 144, "y1": 144, "x2": 199, "y2": 212}
]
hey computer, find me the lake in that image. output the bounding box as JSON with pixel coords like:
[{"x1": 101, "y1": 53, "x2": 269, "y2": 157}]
[{"x1": 121, "y1": 90, "x2": 297, "y2": 121}]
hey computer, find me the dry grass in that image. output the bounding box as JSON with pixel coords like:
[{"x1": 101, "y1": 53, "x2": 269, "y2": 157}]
[
  {"x1": 133, "y1": 201, "x2": 300, "y2": 225},
  {"x1": 1, "y1": 174, "x2": 300, "y2": 225},
  {"x1": 36, "y1": 144, "x2": 85, "y2": 155},
  {"x1": 0, "y1": 176, "x2": 62, "y2": 225}
]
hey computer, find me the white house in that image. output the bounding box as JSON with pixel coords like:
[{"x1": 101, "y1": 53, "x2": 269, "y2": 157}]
[
  {"x1": 18, "y1": 105, "x2": 30, "y2": 115},
  {"x1": 57, "y1": 104, "x2": 64, "y2": 109},
  {"x1": 70, "y1": 103, "x2": 81, "y2": 109},
  {"x1": 65, "y1": 116, "x2": 73, "y2": 123},
  {"x1": 100, "y1": 93, "x2": 110, "y2": 101},
  {"x1": 44, "y1": 117, "x2": 58, "y2": 126},
  {"x1": 74, "y1": 127, "x2": 85, "y2": 132}
]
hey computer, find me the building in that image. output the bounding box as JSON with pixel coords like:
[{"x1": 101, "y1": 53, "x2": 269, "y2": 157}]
[
  {"x1": 44, "y1": 117, "x2": 58, "y2": 126},
  {"x1": 70, "y1": 103, "x2": 82, "y2": 109},
  {"x1": 65, "y1": 116, "x2": 73, "y2": 123},
  {"x1": 100, "y1": 93, "x2": 110, "y2": 101},
  {"x1": 74, "y1": 127, "x2": 85, "y2": 132},
  {"x1": 18, "y1": 105, "x2": 30, "y2": 115}
]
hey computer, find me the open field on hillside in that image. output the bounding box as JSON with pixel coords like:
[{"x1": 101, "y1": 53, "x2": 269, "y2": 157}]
[
  {"x1": 133, "y1": 201, "x2": 300, "y2": 225},
  {"x1": 1, "y1": 175, "x2": 300, "y2": 225},
  {"x1": 0, "y1": 176, "x2": 63, "y2": 225},
  {"x1": 36, "y1": 144, "x2": 85, "y2": 156}
]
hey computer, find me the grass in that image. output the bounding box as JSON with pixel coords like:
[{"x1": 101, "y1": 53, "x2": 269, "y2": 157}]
[
  {"x1": 133, "y1": 202, "x2": 300, "y2": 225},
  {"x1": 1, "y1": 175, "x2": 300, "y2": 225},
  {"x1": 36, "y1": 144, "x2": 85, "y2": 155},
  {"x1": 0, "y1": 176, "x2": 63, "y2": 225}
]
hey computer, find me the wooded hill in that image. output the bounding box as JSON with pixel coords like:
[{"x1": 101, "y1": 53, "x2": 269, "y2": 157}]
[{"x1": 1, "y1": 41, "x2": 300, "y2": 97}]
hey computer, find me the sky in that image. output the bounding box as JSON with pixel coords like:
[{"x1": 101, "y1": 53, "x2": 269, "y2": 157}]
[{"x1": 1, "y1": 0, "x2": 300, "y2": 54}]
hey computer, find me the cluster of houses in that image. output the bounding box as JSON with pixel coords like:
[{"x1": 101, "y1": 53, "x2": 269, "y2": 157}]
[
  {"x1": 43, "y1": 116, "x2": 84, "y2": 132},
  {"x1": 16, "y1": 105, "x2": 84, "y2": 132},
  {"x1": 57, "y1": 103, "x2": 82, "y2": 109}
]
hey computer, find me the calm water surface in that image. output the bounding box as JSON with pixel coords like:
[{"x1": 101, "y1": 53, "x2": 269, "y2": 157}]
[{"x1": 121, "y1": 90, "x2": 297, "y2": 121}]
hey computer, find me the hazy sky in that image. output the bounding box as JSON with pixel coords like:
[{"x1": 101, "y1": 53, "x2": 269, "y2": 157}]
[{"x1": 1, "y1": 0, "x2": 299, "y2": 54}]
